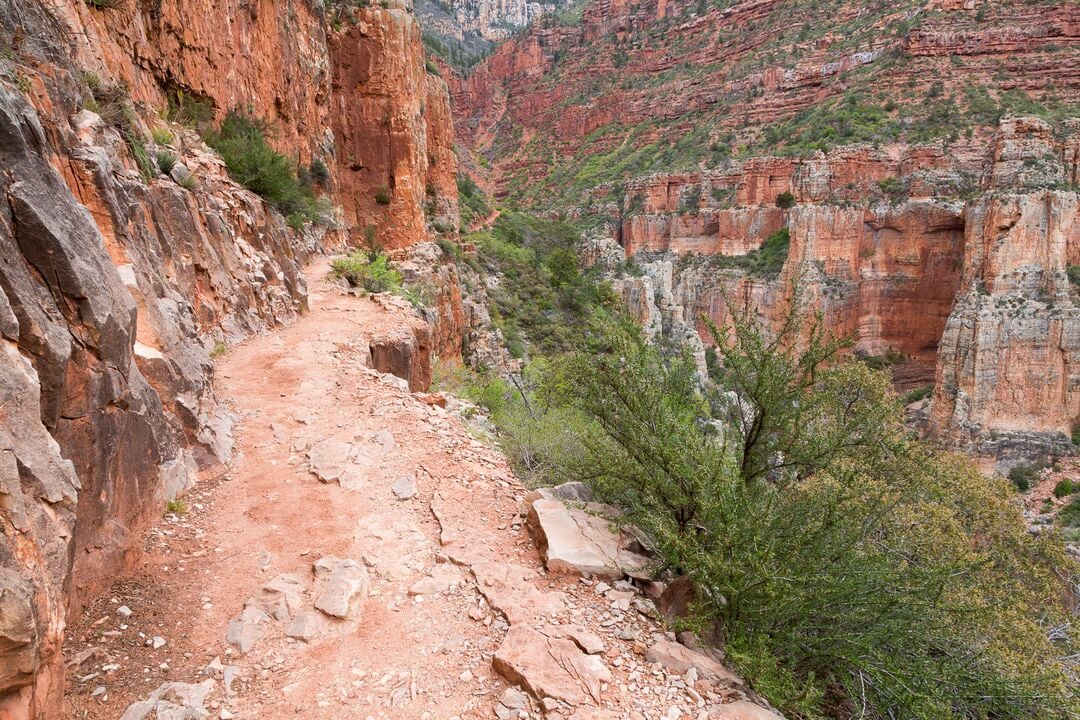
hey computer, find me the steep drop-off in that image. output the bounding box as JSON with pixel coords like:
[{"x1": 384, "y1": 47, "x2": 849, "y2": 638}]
[{"x1": 448, "y1": 0, "x2": 1080, "y2": 461}]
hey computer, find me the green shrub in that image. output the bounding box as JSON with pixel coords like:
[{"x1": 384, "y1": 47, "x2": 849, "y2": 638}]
[
  {"x1": 1053, "y1": 479, "x2": 1077, "y2": 499},
  {"x1": 1073, "y1": 422, "x2": 1080, "y2": 446},
  {"x1": 752, "y1": 227, "x2": 790, "y2": 277},
  {"x1": 165, "y1": 498, "x2": 187, "y2": 514},
  {"x1": 125, "y1": 129, "x2": 155, "y2": 182},
  {"x1": 178, "y1": 174, "x2": 197, "y2": 191},
  {"x1": 151, "y1": 126, "x2": 175, "y2": 146},
  {"x1": 1060, "y1": 495, "x2": 1080, "y2": 528},
  {"x1": 203, "y1": 110, "x2": 329, "y2": 226},
  {"x1": 464, "y1": 211, "x2": 616, "y2": 356},
  {"x1": 877, "y1": 176, "x2": 908, "y2": 204},
  {"x1": 1008, "y1": 463, "x2": 1037, "y2": 492},
  {"x1": 499, "y1": 301, "x2": 1078, "y2": 720},
  {"x1": 374, "y1": 186, "x2": 391, "y2": 204},
  {"x1": 775, "y1": 190, "x2": 796, "y2": 209},
  {"x1": 156, "y1": 151, "x2": 177, "y2": 175},
  {"x1": 425, "y1": 59, "x2": 441, "y2": 76},
  {"x1": 164, "y1": 88, "x2": 214, "y2": 128},
  {"x1": 901, "y1": 384, "x2": 934, "y2": 404},
  {"x1": 1068, "y1": 265, "x2": 1080, "y2": 289},
  {"x1": 330, "y1": 251, "x2": 402, "y2": 294},
  {"x1": 309, "y1": 158, "x2": 331, "y2": 186}
]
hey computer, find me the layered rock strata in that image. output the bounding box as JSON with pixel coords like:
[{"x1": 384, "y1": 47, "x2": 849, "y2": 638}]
[{"x1": 590, "y1": 120, "x2": 1078, "y2": 459}]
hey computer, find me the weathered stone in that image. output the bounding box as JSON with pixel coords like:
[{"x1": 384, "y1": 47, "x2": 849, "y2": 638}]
[
  {"x1": 471, "y1": 561, "x2": 566, "y2": 624},
  {"x1": 306, "y1": 440, "x2": 355, "y2": 483},
  {"x1": 527, "y1": 497, "x2": 650, "y2": 580},
  {"x1": 645, "y1": 639, "x2": 741, "y2": 686},
  {"x1": 408, "y1": 563, "x2": 464, "y2": 596},
  {"x1": 314, "y1": 558, "x2": 369, "y2": 619},
  {"x1": 392, "y1": 473, "x2": 419, "y2": 500},
  {"x1": 244, "y1": 573, "x2": 306, "y2": 621},
  {"x1": 285, "y1": 611, "x2": 323, "y2": 643},
  {"x1": 708, "y1": 700, "x2": 785, "y2": 720},
  {"x1": 492, "y1": 625, "x2": 612, "y2": 706},
  {"x1": 225, "y1": 606, "x2": 269, "y2": 654},
  {"x1": 118, "y1": 679, "x2": 215, "y2": 720}
]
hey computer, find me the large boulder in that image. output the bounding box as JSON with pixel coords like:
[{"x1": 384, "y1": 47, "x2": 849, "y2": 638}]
[{"x1": 526, "y1": 495, "x2": 650, "y2": 580}]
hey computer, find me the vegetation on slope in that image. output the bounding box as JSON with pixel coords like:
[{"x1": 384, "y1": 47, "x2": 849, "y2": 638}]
[
  {"x1": 473, "y1": 0, "x2": 1080, "y2": 214},
  {"x1": 204, "y1": 110, "x2": 331, "y2": 229},
  {"x1": 459, "y1": 210, "x2": 616, "y2": 357},
  {"x1": 472, "y1": 295, "x2": 1079, "y2": 719}
]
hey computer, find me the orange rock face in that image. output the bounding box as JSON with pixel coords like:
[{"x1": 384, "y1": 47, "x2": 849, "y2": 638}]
[
  {"x1": 930, "y1": 119, "x2": 1080, "y2": 457},
  {"x1": 602, "y1": 121, "x2": 1077, "y2": 455},
  {"x1": 49, "y1": 0, "x2": 333, "y2": 163},
  {"x1": 330, "y1": 8, "x2": 460, "y2": 250}
]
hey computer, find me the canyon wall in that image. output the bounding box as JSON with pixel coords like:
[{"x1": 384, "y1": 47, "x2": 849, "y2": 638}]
[
  {"x1": 0, "y1": 1, "x2": 463, "y2": 716},
  {"x1": 593, "y1": 119, "x2": 1077, "y2": 457},
  {"x1": 450, "y1": 0, "x2": 1079, "y2": 207}
]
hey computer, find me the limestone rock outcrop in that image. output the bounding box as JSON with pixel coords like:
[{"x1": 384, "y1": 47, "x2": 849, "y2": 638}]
[{"x1": 930, "y1": 119, "x2": 1079, "y2": 459}]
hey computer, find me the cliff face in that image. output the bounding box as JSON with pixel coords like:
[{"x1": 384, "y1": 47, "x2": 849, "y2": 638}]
[
  {"x1": 450, "y1": 0, "x2": 1079, "y2": 209},
  {"x1": 587, "y1": 119, "x2": 1077, "y2": 456},
  {"x1": 0, "y1": 2, "x2": 463, "y2": 716},
  {"x1": 931, "y1": 119, "x2": 1080, "y2": 458},
  {"x1": 329, "y1": 6, "x2": 459, "y2": 250}
]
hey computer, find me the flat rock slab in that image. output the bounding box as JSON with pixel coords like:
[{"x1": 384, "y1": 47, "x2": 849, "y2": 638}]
[
  {"x1": 492, "y1": 625, "x2": 612, "y2": 706},
  {"x1": 408, "y1": 563, "x2": 464, "y2": 596},
  {"x1": 119, "y1": 679, "x2": 216, "y2": 720},
  {"x1": 569, "y1": 708, "x2": 621, "y2": 720},
  {"x1": 709, "y1": 700, "x2": 785, "y2": 719},
  {"x1": 645, "y1": 638, "x2": 741, "y2": 686},
  {"x1": 314, "y1": 558, "x2": 369, "y2": 619},
  {"x1": 527, "y1": 497, "x2": 650, "y2": 580},
  {"x1": 285, "y1": 610, "x2": 323, "y2": 642},
  {"x1": 244, "y1": 572, "x2": 306, "y2": 621},
  {"x1": 392, "y1": 473, "x2": 418, "y2": 500},
  {"x1": 226, "y1": 606, "x2": 269, "y2": 654},
  {"x1": 306, "y1": 439, "x2": 354, "y2": 483},
  {"x1": 471, "y1": 561, "x2": 566, "y2": 625}
]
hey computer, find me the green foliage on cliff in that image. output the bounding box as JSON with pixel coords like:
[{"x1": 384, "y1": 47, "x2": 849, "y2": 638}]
[
  {"x1": 462, "y1": 211, "x2": 616, "y2": 358},
  {"x1": 331, "y1": 250, "x2": 403, "y2": 294},
  {"x1": 204, "y1": 110, "x2": 330, "y2": 228},
  {"x1": 488, "y1": 302, "x2": 1079, "y2": 720}
]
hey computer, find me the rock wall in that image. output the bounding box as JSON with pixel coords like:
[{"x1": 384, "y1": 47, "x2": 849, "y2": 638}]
[
  {"x1": 596, "y1": 120, "x2": 1078, "y2": 458},
  {"x1": 0, "y1": 1, "x2": 465, "y2": 716},
  {"x1": 449, "y1": 0, "x2": 1079, "y2": 203},
  {"x1": 930, "y1": 118, "x2": 1080, "y2": 458},
  {"x1": 330, "y1": 6, "x2": 460, "y2": 250}
]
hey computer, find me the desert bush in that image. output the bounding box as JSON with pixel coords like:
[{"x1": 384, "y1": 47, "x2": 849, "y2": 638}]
[
  {"x1": 204, "y1": 110, "x2": 329, "y2": 227},
  {"x1": 151, "y1": 126, "x2": 175, "y2": 146},
  {"x1": 1054, "y1": 479, "x2": 1077, "y2": 499},
  {"x1": 498, "y1": 299, "x2": 1077, "y2": 720},
  {"x1": 330, "y1": 250, "x2": 402, "y2": 294},
  {"x1": 155, "y1": 151, "x2": 177, "y2": 175},
  {"x1": 775, "y1": 190, "x2": 796, "y2": 209},
  {"x1": 1009, "y1": 463, "x2": 1037, "y2": 492}
]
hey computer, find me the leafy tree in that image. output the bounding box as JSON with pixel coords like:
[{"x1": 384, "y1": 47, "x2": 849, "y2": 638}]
[{"x1": 512, "y1": 298, "x2": 1078, "y2": 720}]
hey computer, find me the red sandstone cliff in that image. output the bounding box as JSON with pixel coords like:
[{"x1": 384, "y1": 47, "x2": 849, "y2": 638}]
[
  {"x1": 0, "y1": 2, "x2": 463, "y2": 716},
  {"x1": 591, "y1": 120, "x2": 1076, "y2": 458}
]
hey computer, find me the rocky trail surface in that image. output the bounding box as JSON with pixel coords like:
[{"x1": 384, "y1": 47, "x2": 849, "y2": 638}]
[{"x1": 61, "y1": 260, "x2": 774, "y2": 720}]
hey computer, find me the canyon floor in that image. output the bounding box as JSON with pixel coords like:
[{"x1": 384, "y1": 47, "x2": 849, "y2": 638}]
[{"x1": 60, "y1": 259, "x2": 743, "y2": 720}]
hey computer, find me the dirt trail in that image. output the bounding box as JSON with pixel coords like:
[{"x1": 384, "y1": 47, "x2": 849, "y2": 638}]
[{"x1": 63, "y1": 258, "x2": 739, "y2": 720}]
